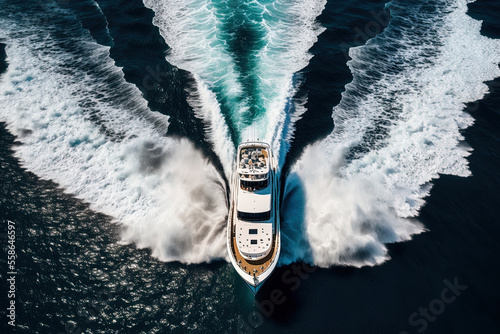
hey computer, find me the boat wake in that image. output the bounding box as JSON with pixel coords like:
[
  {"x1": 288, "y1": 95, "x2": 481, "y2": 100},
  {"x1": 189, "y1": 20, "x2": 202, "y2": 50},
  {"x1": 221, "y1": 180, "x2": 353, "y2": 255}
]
[
  {"x1": 0, "y1": 0, "x2": 499, "y2": 268},
  {"x1": 280, "y1": 0, "x2": 500, "y2": 267},
  {"x1": 0, "y1": 2, "x2": 227, "y2": 263},
  {"x1": 143, "y1": 0, "x2": 326, "y2": 167}
]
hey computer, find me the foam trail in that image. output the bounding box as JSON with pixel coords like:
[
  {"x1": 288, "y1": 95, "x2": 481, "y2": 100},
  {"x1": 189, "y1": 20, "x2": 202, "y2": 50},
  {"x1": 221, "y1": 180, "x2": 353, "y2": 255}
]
[
  {"x1": 91, "y1": 0, "x2": 114, "y2": 45},
  {"x1": 185, "y1": 76, "x2": 236, "y2": 175},
  {"x1": 245, "y1": 1, "x2": 325, "y2": 161},
  {"x1": 143, "y1": 0, "x2": 238, "y2": 171},
  {"x1": 282, "y1": 0, "x2": 500, "y2": 267},
  {"x1": 0, "y1": 3, "x2": 227, "y2": 263},
  {"x1": 143, "y1": 0, "x2": 326, "y2": 166}
]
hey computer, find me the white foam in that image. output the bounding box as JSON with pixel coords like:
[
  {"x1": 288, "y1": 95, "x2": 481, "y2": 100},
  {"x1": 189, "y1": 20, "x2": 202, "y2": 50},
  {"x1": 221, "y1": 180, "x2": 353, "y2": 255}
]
[
  {"x1": 285, "y1": 0, "x2": 500, "y2": 267},
  {"x1": 281, "y1": 145, "x2": 424, "y2": 267},
  {"x1": 143, "y1": 0, "x2": 242, "y2": 169},
  {"x1": 250, "y1": 0, "x2": 326, "y2": 158},
  {"x1": 185, "y1": 75, "x2": 235, "y2": 176},
  {"x1": 143, "y1": 0, "x2": 326, "y2": 165},
  {"x1": 0, "y1": 11, "x2": 228, "y2": 263},
  {"x1": 91, "y1": 0, "x2": 114, "y2": 45}
]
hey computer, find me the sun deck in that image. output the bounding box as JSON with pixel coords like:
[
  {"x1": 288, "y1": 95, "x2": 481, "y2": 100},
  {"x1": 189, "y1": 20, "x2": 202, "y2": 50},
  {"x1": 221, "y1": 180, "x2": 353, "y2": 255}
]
[
  {"x1": 237, "y1": 146, "x2": 269, "y2": 180},
  {"x1": 230, "y1": 201, "x2": 279, "y2": 277},
  {"x1": 231, "y1": 235, "x2": 278, "y2": 277}
]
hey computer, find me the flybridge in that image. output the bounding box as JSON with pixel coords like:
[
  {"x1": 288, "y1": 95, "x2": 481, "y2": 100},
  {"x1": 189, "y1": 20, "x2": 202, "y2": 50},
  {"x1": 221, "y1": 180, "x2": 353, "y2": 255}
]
[
  {"x1": 236, "y1": 144, "x2": 272, "y2": 215},
  {"x1": 237, "y1": 145, "x2": 270, "y2": 180}
]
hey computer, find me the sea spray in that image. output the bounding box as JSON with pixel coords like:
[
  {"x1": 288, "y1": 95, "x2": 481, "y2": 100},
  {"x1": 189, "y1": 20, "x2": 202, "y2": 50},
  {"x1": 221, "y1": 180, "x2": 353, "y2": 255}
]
[
  {"x1": 284, "y1": 0, "x2": 500, "y2": 267},
  {"x1": 0, "y1": 4, "x2": 228, "y2": 263},
  {"x1": 143, "y1": 0, "x2": 326, "y2": 164},
  {"x1": 281, "y1": 144, "x2": 423, "y2": 267}
]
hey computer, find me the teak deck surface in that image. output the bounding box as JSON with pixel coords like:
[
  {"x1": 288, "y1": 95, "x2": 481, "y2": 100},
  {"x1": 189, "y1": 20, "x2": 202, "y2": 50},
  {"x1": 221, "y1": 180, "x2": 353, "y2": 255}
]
[{"x1": 231, "y1": 233, "x2": 278, "y2": 277}]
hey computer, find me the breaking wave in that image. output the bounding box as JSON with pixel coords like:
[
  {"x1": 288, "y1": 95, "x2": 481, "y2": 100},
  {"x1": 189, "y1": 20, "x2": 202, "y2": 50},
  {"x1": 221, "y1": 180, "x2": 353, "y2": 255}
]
[
  {"x1": 281, "y1": 0, "x2": 500, "y2": 267},
  {"x1": 0, "y1": 2, "x2": 227, "y2": 263}
]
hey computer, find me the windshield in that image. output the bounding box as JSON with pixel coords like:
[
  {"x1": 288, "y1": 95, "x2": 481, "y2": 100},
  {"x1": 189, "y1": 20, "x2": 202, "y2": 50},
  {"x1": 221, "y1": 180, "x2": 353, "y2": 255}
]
[
  {"x1": 237, "y1": 211, "x2": 271, "y2": 221},
  {"x1": 240, "y1": 179, "x2": 268, "y2": 191}
]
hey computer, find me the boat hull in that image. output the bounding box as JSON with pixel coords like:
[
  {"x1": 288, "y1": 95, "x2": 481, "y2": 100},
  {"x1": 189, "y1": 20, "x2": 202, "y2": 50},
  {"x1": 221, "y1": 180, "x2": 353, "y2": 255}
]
[{"x1": 226, "y1": 142, "x2": 281, "y2": 295}]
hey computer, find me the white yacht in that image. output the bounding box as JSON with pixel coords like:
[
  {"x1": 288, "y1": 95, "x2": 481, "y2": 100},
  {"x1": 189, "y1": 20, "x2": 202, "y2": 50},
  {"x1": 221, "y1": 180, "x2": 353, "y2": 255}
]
[{"x1": 227, "y1": 141, "x2": 281, "y2": 294}]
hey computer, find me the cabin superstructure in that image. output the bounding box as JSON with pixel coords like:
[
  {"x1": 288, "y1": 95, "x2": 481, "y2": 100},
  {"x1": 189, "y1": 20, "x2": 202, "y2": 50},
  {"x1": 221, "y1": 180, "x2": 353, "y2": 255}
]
[{"x1": 227, "y1": 142, "x2": 281, "y2": 294}]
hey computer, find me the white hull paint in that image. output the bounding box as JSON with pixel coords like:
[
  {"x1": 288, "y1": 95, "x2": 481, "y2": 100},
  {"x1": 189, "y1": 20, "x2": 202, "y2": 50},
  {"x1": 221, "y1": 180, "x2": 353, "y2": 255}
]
[{"x1": 227, "y1": 141, "x2": 281, "y2": 295}]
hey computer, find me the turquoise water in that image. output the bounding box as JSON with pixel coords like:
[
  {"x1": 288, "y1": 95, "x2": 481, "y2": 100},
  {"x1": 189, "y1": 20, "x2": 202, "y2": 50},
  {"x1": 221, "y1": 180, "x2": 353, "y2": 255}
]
[{"x1": 143, "y1": 0, "x2": 325, "y2": 146}]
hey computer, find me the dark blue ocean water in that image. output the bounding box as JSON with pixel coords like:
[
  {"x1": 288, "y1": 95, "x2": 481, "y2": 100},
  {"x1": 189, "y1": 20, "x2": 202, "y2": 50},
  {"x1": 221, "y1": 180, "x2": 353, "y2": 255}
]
[{"x1": 1, "y1": 0, "x2": 500, "y2": 333}]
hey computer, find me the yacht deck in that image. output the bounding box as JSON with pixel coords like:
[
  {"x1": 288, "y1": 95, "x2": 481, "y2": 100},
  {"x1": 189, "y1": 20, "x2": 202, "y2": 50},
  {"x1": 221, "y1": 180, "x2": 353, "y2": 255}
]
[
  {"x1": 229, "y1": 206, "x2": 278, "y2": 278},
  {"x1": 237, "y1": 146, "x2": 269, "y2": 179}
]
